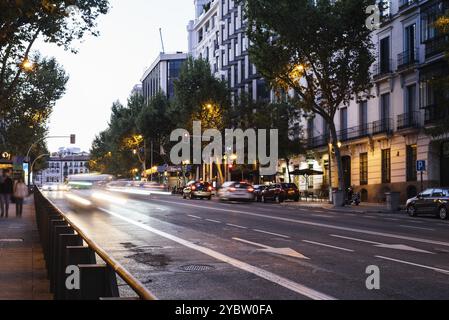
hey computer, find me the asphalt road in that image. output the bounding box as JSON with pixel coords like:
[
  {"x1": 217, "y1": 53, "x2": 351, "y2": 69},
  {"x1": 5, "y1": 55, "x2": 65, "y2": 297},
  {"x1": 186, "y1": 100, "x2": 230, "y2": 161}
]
[{"x1": 43, "y1": 188, "x2": 449, "y2": 300}]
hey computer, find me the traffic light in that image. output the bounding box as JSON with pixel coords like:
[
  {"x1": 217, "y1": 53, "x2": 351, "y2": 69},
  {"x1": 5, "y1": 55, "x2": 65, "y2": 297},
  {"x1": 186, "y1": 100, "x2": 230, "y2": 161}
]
[{"x1": 70, "y1": 134, "x2": 76, "y2": 144}]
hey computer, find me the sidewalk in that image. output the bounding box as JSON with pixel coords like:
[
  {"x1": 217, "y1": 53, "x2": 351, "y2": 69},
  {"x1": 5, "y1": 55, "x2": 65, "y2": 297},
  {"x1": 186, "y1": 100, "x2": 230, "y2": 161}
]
[
  {"x1": 0, "y1": 195, "x2": 52, "y2": 300},
  {"x1": 281, "y1": 200, "x2": 402, "y2": 214}
]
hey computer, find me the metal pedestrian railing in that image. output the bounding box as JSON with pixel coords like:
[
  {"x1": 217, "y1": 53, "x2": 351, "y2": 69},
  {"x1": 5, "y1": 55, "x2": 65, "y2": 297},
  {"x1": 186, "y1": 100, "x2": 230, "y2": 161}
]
[{"x1": 34, "y1": 188, "x2": 157, "y2": 301}]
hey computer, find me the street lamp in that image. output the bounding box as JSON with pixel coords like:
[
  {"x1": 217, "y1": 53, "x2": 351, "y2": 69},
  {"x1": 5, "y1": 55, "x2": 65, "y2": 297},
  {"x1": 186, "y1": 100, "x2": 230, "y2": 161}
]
[{"x1": 21, "y1": 58, "x2": 35, "y2": 72}]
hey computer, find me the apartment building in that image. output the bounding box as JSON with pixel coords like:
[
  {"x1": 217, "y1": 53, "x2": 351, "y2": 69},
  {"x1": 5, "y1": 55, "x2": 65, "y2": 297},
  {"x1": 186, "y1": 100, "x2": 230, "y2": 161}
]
[
  {"x1": 140, "y1": 52, "x2": 188, "y2": 102},
  {"x1": 34, "y1": 148, "x2": 90, "y2": 186},
  {"x1": 300, "y1": 0, "x2": 449, "y2": 203},
  {"x1": 187, "y1": 0, "x2": 270, "y2": 101}
]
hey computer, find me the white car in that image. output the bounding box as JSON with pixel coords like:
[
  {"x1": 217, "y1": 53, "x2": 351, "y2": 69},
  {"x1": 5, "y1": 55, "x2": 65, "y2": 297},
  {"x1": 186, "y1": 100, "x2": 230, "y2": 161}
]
[{"x1": 218, "y1": 182, "x2": 255, "y2": 202}]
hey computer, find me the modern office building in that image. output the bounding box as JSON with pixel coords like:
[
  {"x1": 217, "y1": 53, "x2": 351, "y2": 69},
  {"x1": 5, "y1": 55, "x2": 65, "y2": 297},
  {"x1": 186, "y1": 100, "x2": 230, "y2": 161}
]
[
  {"x1": 187, "y1": 0, "x2": 270, "y2": 101},
  {"x1": 34, "y1": 148, "x2": 90, "y2": 186},
  {"x1": 297, "y1": 0, "x2": 449, "y2": 203},
  {"x1": 140, "y1": 52, "x2": 188, "y2": 102}
]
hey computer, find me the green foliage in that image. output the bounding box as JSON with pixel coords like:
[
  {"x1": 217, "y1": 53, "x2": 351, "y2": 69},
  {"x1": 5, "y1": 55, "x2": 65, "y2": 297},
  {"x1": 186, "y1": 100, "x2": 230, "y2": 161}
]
[
  {"x1": 425, "y1": 14, "x2": 449, "y2": 137},
  {"x1": 242, "y1": 0, "x2": 375, "y2": 190},
  {"x1": 173, "y1": 57, "x2": 231, "y2": 131}
]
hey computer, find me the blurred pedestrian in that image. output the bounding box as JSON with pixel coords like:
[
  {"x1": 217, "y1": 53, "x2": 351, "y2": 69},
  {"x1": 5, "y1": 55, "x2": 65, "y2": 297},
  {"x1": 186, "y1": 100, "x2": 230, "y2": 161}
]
[
  {"x1": 14, "y1": 178, "x2": 28, "y2": 217},
  {"x1": 0, "y1": 170, "x2": 13, "y2": 218}
]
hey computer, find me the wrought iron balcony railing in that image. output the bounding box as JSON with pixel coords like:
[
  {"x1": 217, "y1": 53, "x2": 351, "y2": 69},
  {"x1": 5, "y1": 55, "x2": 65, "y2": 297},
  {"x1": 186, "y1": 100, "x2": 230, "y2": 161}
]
[
  {"x1": 424, "y1": 104, "x2": 449, "y2": 125},
  {"x1": 373, "y1": 59, "x2": 394, "y2": 79},
  {"x1": 399, "y1": 0, "x2": 418, "y2": 10},
  {"x1": 397, "y1": 112, "x2": 421, "y2": 130},
  {"x1": 425, "y1": 35, "x2": 449, "y2": 58},
  {"x1": 397, "y1": 48, "x2": 419, "y2": 69}
]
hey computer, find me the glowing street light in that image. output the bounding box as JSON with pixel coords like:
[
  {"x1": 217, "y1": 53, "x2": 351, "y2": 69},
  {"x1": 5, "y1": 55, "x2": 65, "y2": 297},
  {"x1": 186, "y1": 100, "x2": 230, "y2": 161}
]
[{"x1": 21, "y1": 58, "x2": 35, "y2": 72}]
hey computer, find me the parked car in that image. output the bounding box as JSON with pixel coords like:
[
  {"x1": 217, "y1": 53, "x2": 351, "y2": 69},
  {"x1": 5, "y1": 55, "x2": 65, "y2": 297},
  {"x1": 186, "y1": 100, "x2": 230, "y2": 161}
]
[
  {"x1": 261, "y1": 184, "x2": 286, "y2": 203},
  {"x1": 253, "y1": 185, "x2": 267, "y2": 202},
  {"x1": 406, "y1": 188, "x2": 449, "y2": 220},
  {"x1": 218, "y1": 182, "x2": 255, "y2": 201},
  {"x1": 183, "y1": 181, "x2": 212, "y2": 200},
  {"x1": 280, "y1": 183, "x2": 300, "y2": 202}
]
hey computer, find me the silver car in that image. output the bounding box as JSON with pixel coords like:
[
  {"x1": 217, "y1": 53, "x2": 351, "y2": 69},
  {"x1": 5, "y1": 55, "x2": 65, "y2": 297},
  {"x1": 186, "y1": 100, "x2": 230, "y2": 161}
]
[{"x1": 218, "y1": 182, "x2": 255, "y2": 202}]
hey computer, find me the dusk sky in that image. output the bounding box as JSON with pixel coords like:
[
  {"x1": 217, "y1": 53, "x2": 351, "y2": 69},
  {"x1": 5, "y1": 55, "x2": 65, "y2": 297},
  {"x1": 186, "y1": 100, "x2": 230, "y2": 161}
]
[{"x1": 36, "y1": 0, "x2": 194, "y2": 152}]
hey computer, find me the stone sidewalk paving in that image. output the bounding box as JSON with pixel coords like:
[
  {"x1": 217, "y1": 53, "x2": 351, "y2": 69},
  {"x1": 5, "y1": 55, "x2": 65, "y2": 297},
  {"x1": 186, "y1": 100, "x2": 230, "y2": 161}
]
[{"x1": 0, "y1": 195, "x2": 52, "y2": 300}]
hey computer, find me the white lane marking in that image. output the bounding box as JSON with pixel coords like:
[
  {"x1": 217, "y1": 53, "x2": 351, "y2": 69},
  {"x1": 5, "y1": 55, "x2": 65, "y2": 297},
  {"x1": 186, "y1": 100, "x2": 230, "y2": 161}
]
[
  {"x1": 233, "y1": 238, "x2": 309, "y2": 259},
  {"x1": 226, "y1": 223, "x2": 248, "y2": 229},
  {"x1": 152, "y1": 199, "x2": 449, "y2": 247},
  {"x1": 302, "y1": 240, "x2": 354, "y2": 253},
  {"x1": 331, "y1": 235, "x2": 379, "y2": 245},
  {"x1": 375, "y1": 256, "x2": 449, "y2": 275},
  {"x1": 98, "y1": 207, "x2": 335, "y2": 300},
  {"x1": 206, "y1": 219, "x2": 222, "y2": 224},
  {"x1": 331, "y1": 235, "x2": 433, "y2": 254},
  {"x1": 253, "y1": 229, "x2": 291, "y2": 239},
  {"x1": 187, "y1": 215, "x2": 202, "y2": 219},
  {"x1": 399, "y1": 225, "x2": 435, "y2": 231},
  {"x1": 383, "y1": 218, "x2": 399, "y2": 221}
]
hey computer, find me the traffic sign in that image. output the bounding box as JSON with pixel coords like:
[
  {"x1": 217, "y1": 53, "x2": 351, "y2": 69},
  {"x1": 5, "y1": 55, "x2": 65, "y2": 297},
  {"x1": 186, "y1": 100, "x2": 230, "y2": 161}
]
[{"x1": 417, "y1": 160, "x2": 426, "y2": 172}]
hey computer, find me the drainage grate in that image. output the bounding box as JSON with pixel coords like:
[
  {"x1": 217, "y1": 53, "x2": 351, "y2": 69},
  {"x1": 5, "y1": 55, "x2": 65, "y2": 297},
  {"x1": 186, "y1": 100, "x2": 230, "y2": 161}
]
[{"x1": 180, "y1": 264, "x2": 215, "y2": 272}]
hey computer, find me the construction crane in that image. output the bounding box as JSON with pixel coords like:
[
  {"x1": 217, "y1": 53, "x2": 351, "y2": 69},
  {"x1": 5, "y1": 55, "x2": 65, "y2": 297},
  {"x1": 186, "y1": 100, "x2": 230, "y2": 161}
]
[{"x1": 159, "y1": 28, "x2": 165, "y2": 53}]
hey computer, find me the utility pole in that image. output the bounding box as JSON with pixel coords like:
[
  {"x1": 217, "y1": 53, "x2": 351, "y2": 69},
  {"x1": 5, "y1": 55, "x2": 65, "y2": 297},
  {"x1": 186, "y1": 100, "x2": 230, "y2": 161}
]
[{"x1": 159, "y1": 28, "x2": 165, "y2": 53}]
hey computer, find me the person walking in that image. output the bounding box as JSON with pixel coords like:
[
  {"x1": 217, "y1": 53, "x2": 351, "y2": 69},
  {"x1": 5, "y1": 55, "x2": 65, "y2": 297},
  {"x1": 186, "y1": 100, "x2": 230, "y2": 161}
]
[
  {"x1": 0, "y1": 170, "x2": 13, "y2": 218},
  {"x1": 14, "y1": 178, "x2": 28, "y2": 218}
]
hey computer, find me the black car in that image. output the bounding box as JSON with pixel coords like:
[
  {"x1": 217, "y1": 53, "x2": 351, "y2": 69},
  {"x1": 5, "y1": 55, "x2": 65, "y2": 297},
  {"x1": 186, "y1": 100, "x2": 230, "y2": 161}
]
[
  {"x1": 253, "y1": 185, "x2": 267, "y2": 202},
  {"x1": 406, "y1": 188, "x2": 449, "y2": 220},
  {"x1": 280, "y1": 183, "x2": 300, "y2": 202}
]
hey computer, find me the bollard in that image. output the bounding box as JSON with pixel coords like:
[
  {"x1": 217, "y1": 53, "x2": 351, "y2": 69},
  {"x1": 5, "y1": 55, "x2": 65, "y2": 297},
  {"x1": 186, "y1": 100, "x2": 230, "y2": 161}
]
[
  {"x1": 55, "y1": 234, "x2": 84, "y2": 300},
  {"x1": 78, "y1": 265, "x2": 120, "y2": 300},
  {"x1": 47, "y1": 219, "x2": 66, "y2": 273},
  {"x1": 63, "y1": 246, "x2": 96, "y2": 300},
  {"x1": 42, "y1": 214, "x2": 61, "y2": 261},
  {"x1": 50, "y1": 225, "x2": 73, "y2": 292}
]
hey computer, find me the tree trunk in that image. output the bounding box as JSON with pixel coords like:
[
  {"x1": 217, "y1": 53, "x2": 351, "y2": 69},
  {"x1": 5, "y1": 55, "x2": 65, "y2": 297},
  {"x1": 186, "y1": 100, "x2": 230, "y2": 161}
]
[
  {"x1": 328, "y1": 122, "x2": 345, "y2": 192},
  {"x1": 286, "y1": 158, "x2": 292, "y2": 183}
]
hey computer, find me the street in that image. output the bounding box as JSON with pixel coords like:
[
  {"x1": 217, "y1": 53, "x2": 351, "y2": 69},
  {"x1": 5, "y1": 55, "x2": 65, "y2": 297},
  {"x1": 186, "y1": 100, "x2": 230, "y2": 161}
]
[{"x1": 43, "y1": 188, "x2": 449, "y2": 300}]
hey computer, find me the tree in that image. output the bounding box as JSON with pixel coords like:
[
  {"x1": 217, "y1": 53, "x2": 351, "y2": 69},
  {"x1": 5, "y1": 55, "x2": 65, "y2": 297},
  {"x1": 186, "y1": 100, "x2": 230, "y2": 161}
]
[
  {"x1": 242, "y1": 0, "x2": 375, "y2": 194},
  {"x1": 136, "y1": 92, "x2": 173, "y2": 166},
  {"x1": 425, "y1": 13, "x2": 449, "y2": 137},
  {"x1": 0, "y1": 0, "x2": 109, "y2": 113},
  {"x1": 173, "y1": 57, "x2": 231, "y2": 132},
  {"x1": 1, "y1": 54, "x2": 67, "y2": 161}
]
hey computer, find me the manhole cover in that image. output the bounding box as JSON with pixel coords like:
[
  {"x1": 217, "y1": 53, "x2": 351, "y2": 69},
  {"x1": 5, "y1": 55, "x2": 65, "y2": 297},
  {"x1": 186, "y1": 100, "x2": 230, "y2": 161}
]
[{"x1": 180, "y1": 264, "x2": 215, "y2": 272}]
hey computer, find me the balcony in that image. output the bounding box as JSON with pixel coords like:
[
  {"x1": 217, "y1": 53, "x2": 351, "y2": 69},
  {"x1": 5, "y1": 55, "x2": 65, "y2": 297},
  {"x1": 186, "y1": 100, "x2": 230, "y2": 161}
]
[
  {"x1": 424, "y1": 104, "x2": 449, "y2": 125},
  {"x1": 373, "y1": 59, "x2": 393, "y2": 80},
  {"x1": 399, "y1": 0, "x2": 418, "y2": 11},
  {"x1": 307, "y1": 119, "x2": 393, "y2": 149},
  {"x1": 397, "y1": 112, "x2": 421, "y2": 130},
  {"x1": 425, "y1": 35, "x2": 449, "y2": 59},
  {"x1": 307, "y1": 134, "x2": 330, "y2": 149},
  {"x1": 397, "y1": 49, "x2": 419, "y2": 70}
]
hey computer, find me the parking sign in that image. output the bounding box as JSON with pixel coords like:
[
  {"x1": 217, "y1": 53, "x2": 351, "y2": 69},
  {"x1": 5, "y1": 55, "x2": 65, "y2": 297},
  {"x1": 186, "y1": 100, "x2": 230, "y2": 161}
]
[{"x1": 417, "y1": 160, "x2": 426, "y2": 172}]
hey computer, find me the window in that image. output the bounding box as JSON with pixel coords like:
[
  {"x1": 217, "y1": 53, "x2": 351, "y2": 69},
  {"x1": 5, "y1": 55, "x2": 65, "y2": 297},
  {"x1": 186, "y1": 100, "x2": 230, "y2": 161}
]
[
  {"x1": 404, "y1": 24, "x2": 416, "y2": 62},
  {"x1": 406, "y1": 145, "x2": 417, "y2": 182},
  {"x1": 406, "y1": 84, "x2": 416, "y2": 114},
  {"x1": 382, "y1": 149, "x2": 391, "y2": 184},
  {"x1": 360, "y1": 153, "x2": 368, "y2": 185},
  {"x1": 379, "y1": 36, "x2": 390, "y2": 73},
  {"x1": 340, "y1": 107, "x2": 348, "y2": 140},
  {"x1": 420, "y1": 189, "x2": 433, "y2": 198},
  {"x1": 359, "y1": 101, "x2": 368, "y2": 135},
  {"x1": 381, "y1": 93, "x2": 390, "y2": 121},
  {"x1": 432, "y1": 189, "x2": 444, "y2": 197}
]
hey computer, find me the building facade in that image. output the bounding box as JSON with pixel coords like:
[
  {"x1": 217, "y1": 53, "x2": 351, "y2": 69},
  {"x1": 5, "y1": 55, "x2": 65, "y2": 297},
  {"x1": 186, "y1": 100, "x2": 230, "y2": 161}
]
[
  {"x1": 140, "y1": 52, "x2": 188, "y2": 102},
  {"x1": 187, "y1": 0, "x2": 270, "y2": 101},
  {"x1": 34, "y1": 148, "x2": 90, "y2": 186},
  {"x1": 300, "y1": 0, "x2": 449, "y2": 203}
]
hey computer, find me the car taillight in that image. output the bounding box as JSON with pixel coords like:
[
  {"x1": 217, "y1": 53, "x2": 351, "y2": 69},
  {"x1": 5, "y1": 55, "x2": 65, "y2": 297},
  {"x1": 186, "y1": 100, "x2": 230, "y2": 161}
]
[
  {"x1": 229, "y1": 187, "x2": 236, "y2": 192},
  {"x1": 191, "y1": 186, "x2": 196, "y2": 191},
  {"x1": 247, "y1": 188, "x2": 254, "y2": 192},
  {"x1": 208, "y1": 186, "x2": 212, "y2": 191}
]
